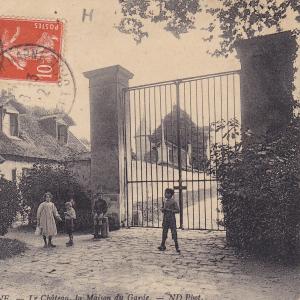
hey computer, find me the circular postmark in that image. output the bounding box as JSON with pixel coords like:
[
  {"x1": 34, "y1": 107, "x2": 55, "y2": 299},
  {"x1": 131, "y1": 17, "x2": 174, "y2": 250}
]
[{"x1": 0, "y1": 42, "x2": 76, "y2": 115}]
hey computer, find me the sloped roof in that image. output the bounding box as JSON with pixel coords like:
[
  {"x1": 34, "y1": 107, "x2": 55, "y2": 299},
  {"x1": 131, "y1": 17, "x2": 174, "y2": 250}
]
[
  {"x1": 150, "y1": 105, "x2": 209, "y2": 149},
  {"x1": 39, "y1": 114, "x2": 76, "y2": 126},
  {"x1": 0, "y1": 101, "x2": 87, "y2": 162},
  {"x1": 0, "y1": 93, "x2": 27, "y2": 113},
  {"x1": 4, "y1": 103, "x2": 19, "y2": 114}
]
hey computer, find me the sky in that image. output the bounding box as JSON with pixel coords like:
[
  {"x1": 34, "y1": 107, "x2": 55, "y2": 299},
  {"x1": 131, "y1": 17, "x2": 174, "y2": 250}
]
[{"x1": 0, "y1": 0, "x2": 298, "y2": 141}]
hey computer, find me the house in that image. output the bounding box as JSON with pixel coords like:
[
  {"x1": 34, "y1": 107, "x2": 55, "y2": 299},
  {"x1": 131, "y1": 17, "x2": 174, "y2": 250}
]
[
  {"x1": 0, "y1": 92, "x2": 90, "y2": 183},
  {"x1": 135, "y1": 114, "x2": 193, "y2": 168},
  {"x1": 135, "y1": 105, "x2": 209, "y2": 170},
  {"x1": 153, "y1": 138, "x2": 192, "y2": 169},
  {"x1": 145, "y1": 120, "x2": 193, "y2": 169}
]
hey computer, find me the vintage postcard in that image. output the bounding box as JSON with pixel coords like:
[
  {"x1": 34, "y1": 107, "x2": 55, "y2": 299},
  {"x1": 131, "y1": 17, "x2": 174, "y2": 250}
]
[{"x1": 0, "y1": 0, "x2": 299, "y2": 299}]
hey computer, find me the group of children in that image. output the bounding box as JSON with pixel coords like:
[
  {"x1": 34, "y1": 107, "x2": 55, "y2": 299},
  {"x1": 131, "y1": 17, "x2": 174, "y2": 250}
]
[
  {"x1": 63, "y1": 197, "x2": 108, "y2": 246},
  {"x1": 62, "y1": 188, "x2": 180, "y2": 253}
]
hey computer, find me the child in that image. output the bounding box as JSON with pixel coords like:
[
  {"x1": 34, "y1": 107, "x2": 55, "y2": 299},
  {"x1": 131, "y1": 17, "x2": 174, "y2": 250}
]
[
  {"x1": 93, "y1": 197, "x2": 108, "y2": 239},
  {"x1": 64, "y1": 201, "x2": 76, "y2": 246},
  {"x1": 158, "y1": 188, "x2": 180, "y2": 253}
]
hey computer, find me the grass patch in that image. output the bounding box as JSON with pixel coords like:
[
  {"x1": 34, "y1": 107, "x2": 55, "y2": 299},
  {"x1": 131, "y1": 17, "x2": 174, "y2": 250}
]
[{"x1": 0, "y1": 238, "x2": 27, "y2": 260}]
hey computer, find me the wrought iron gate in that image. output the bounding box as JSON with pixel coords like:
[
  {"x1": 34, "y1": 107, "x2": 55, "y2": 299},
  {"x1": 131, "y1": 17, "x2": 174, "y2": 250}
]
[{"x1": 122, "y1": 70, "x2": 240, "y2": 230}]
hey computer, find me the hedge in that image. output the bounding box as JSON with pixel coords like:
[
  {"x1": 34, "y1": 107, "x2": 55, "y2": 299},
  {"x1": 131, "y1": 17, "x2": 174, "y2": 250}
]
[
  {"x1": 0, "y1": 177, "x2": 21, "y2": 235},
  {"x1": 210, "y1": 118, "x2": 300, "y2": 261}
]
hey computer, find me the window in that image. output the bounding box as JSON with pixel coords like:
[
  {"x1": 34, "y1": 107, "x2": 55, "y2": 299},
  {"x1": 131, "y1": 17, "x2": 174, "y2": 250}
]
[
  {"x1": 10, "y1": 114, "x2": 19, "y2": 136},
  {"x1": 57, "y1": 124, "x2": 68, "y2": 144},
  {"x1": 11, "y1": 169, "x2": 17, "y2": 181}
]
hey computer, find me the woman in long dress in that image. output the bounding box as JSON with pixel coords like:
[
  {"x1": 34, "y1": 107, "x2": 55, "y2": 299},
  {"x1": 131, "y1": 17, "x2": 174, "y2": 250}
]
[{"x1": 37, "y1": 192, "x2": 62, "y2": 248}]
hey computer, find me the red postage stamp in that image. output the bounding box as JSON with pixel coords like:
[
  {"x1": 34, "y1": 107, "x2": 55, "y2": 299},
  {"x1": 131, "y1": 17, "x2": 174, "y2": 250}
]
[{"x1": 0, "y1": 17, "x2": 63, "y2": 83}]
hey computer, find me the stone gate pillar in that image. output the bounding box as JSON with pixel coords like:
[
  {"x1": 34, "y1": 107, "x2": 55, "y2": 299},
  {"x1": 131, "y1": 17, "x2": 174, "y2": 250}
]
[
  {"x1": 84, "y1": 65, "x2": 133, "y2": 228},
  {"x1": 235, "y1": 31, "x2": 297, "y2": 138}
]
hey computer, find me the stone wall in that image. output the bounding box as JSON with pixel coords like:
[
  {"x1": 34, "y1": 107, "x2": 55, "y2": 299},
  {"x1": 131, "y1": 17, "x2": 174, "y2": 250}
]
[{"x1": 66, "y1": 159, "x2": 91, "y2": 195}]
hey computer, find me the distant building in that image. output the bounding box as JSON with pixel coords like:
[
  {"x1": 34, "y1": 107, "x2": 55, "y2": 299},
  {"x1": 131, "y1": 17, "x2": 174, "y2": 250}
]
[
  {"x1": 134, "y1": 114, "x2": 152, "y2": 161},
  {"x1": 135, "y1": 106, "x2": 209, "y2": 170},
  {"x1": 148, "y1": 120, "x2": 193, "y2": 169},
  {"x1": 0, "y1": 93, "x2": 90, "y2": 184}
]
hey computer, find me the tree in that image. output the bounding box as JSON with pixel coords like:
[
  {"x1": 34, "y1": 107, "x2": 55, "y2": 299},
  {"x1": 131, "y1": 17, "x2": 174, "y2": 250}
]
[
  {"x1": 117, "y1": 0, "x2": 300, "y2": 56},
  {"x1": 19, "y1": 163, "x2": 90, "y2": 226}
]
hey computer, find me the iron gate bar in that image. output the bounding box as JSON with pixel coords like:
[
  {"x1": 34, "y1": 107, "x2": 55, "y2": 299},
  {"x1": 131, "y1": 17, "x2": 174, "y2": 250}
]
[
  {"x1": 138, "y1": 89, "x2": 144, "y2": 227},
  {"x1": 227, "y1": 75, "x2": 230, "y2": 148},
  {"x1": 170, "y1": 86, "x2": 175, "y2": 191},
  {"x1": 134, "y1": 90, "x2": 138, "y2": 226},
  {"x1": 133, "y1": 90, "x2": 138, "y2": 226},
  {"x1": 159, "y1": 85, "x2": 163, "y2": 227},
  {"x1": 175, "y1": 80, "x2": 184, "y2": 229},
  {"x1": 164, "y1": 86, "x2": 169, "y2": 187},
  {"x1": 183, "y1": 82, "x2": 188, "y2": 229},
  {"x1": 200, "y1": 79, "x2": 207, "y2": 229},
  {"x1": 233, "y1": 74, "x2": 238, "y2": 148},
  {"x1": 153, "y1": 86, "x2": 159, "y2": 227},
  {"x1": 213, "y1": 78, "x2": 218, "y2": 229},
  {"x1": 125, "y1": 89, "x2": 133, "y2": 227},
  {"x1": 213, "y1": 77, "x2": 220, "y2": 230},
  {"x1": 185, "y1": 82, "x2": 190, "y2": 229},
  {"x1": 207, "y1": 78, "x2": 212, "y2": 229},
  {"x1": 185, "y1": 82, "x2": 194, "y2": 228},
  {"x1": 220, "y1": 77, "x2": 224, "y2": 150},
  {"x1": 127, "y1": 179, "x2": 218, "y2": 183},
  {"x1": 151, "y1": 89, "x2": 155, "y2": 226},
  {"x1": 196, "y1": 80, "x2": 201, "y2": 229},
  {"x1": 220, "y1": 77, "x2": 224, "y2": 230},
  {"x1": 146, "y1": 89, "x2": 150, "y2": 226},
  {"x1": 189, "y1": 81, "x2": 195, "y2": 229},
  {"x1": 147, "y1": 88, "x2": 153, "y2": 226},
  {"x1": 123, "y1": 88, "x2": 129, "y2": 227},
  {"x1": 142, "y1": 88, "x2": 148, "y2": 227}
]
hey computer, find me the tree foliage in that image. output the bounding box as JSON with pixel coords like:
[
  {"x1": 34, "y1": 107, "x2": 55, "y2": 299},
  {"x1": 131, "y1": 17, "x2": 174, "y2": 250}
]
[
  {"x1": 0, "y1": 177, "x2": 21, "y2": 235},
  {"x1": 117, "y1": 0, "x2": 300, "y2": 55},
  {"x1": 19, "y1": 163, "x2": 90, "y2": 226}
]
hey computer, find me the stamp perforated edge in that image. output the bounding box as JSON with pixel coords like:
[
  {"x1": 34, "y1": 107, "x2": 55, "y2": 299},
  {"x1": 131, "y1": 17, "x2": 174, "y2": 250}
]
[{"x1": 0, "y1": 15, "x2": 76, "y2": 114}]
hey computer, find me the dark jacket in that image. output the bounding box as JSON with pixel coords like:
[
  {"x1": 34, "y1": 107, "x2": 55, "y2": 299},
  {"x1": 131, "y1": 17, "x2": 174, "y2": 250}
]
[
  {"x1": 93, "y1": 199, "x2": 108, "y2": 215},
  {"x1": 162, "y1": 198, "x2": 179, "y2": 226}
]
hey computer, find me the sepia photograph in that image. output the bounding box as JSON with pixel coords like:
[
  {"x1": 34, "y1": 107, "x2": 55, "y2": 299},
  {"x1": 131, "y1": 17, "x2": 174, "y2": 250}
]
[{"x1": 0, "y1": 0, "x2": 299, "y2": 299}]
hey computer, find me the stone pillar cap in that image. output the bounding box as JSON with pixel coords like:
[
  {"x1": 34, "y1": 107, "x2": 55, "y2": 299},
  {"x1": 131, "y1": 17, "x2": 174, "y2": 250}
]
[{"x1": 83, "y1": 65, "x2": 134, "y2": 80}]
